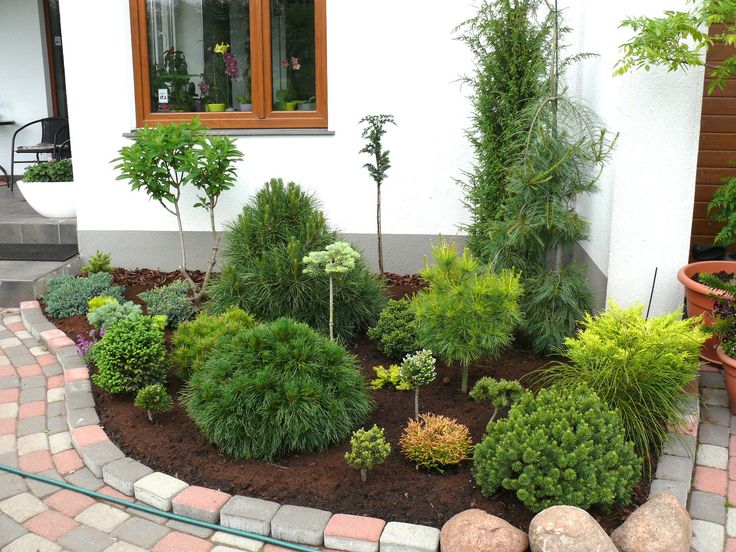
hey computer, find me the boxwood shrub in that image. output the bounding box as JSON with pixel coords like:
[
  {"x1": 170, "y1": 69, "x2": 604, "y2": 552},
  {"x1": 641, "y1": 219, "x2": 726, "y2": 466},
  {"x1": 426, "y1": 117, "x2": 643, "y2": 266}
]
[
  {"x1": 367, "y1": 298, "x2": 420, "y2": 359},
  {"x1": 183, "y1": 317, "x2": 372, "y2": 460}
]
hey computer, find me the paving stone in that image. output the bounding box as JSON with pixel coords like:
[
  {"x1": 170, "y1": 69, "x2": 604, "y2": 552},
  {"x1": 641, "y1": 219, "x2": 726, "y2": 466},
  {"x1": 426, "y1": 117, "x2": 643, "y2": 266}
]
[
  {"x1": 3, "y1": 533, "x2": 61, "y2": 552},
  {"x1": 663, "y1": 433, "x2": 697, "y2": 459},
  {"x1": 0, "y1": 473, "x2": 26, "y2": 500},
  {"x1": 65, "y1": 380, "x2": 92, "y2": 394},
  {"x1": 17, "y1": 432, "x2": 48, "y2": 455},
  {"x1": 66, "y1": 391, "x2": 95, "y2": 410},
  {"x1": 705, "y1": 406, "x2": 733, "y2": 428},
  {"x1": 64, "y1": 367, "x2": 89, "y2": 383},
  {"x1": 690, "y1": 490, "x2": 727, "y2": 524},
  {"x1": 44, "y1": 489, "x2": 97, "y2": 517},
  {"x1": 42, "y1": 362, "x2": 63, "y2": 377},
  {"x1": 702, "y1": 423, "x2": 731, "y2": 447},
  {"x1": 324, "y1": 513, "x2": 385, "y2": 552},
  {"x1": 18, "y1": 400, "x2": 45, "y2": 418},
  {"x1": 19, "y1": 386, "x2": 46, "y2": 403},
  {"x1": 54, "y1": 448, "x2": 85, "y2": 475},
  {"x1": 0, "y1": 515, "x2": 28, "y2": 548},
  {"x1": 26, "y1": 469, "x2": 65, "y2": 498},
  {"x1": 379, "y1": 521, "x2": 440, "y2": 552},
  {"x1": 220, "y1": 496, "x2": 281, "y2": 536},
  {"x1": 127, "y1": 505, "x2": 168, "y2": 523},
  {"x1": 71, "y1": 424, "x2": 108, "y2": 451},
  {"x1": 213, "y1": 546, "x2": 254, "y2": 552},
  {"x1": 171, "y1": 485, "x2": 230, "y2": 523},
  {"x1": 68, "y1": 407, "x2": 100, "y2": 429},
  {"x1": 49, "y1": 431, "x2": 72, "y2": 454},
  {"x1": 47, "y1": 387, "x2": 65, "y2": 402},
  {"x1": 164, "y1": 518, "x2": 213, "y2": 538},
  {"x1": 16, "y1": 415, "x2": 46, "y2": 436},
  {"x1": 58, "y1": 524, "x2": 116, "y2": 552},
  {"x1": 65, "y1": 467, "x2": 105, "y2": 491},
  {"x1": 23, "y1": 509, "x2": 80, "y2": 541},
  {"x1": 655, "y1": 454, "x2": 695, "y2": 483},
  {"x1": 152, "y1": 532, "x2": 214, "y2": 552},
  {"x1": 0, "y1": 402, "x2": 18, "y2": 418},
  {"x1": 0, "y1": 434, "x2": 16, "y2": 454},
  {"x1": 0, "y1": 492, "x2": 48, "y2": 522},
  {"x1": 56, "y1": 345, "x2": 79, "y2": 359},
  {"x1": 80, "y1": 441, "x2": 125, "y2": 477},
  {"x1": 0, "y1": 417, "x2": 15, "y2": 435},
  {"x1": 134, "y1": 472, "x2": 189, "y2": 511},
  {"x1": 47, "y1": 400, "x2": 65, "y2": 417},
  {"x1": 75, "y1": 502, "x2": 130, "y2": 532},
  {"x1": 103, "y1": 543, "x2": 148, "y2": 552},
  {"x1": 729, "y1": 507, "x2": 736, "y2": 538},
  {"x1": 692, "y1": 519, "x2": 726, "y2": 552},
  {"x1": 0, "y1": 451, "x2": 20, "y2": 468},
  {"x1": 46, "y1": 414, "x2": 68, "y2": 434},
  {"x1": 704, "y1": 388, "x2": 730, "y2": 408},
  {"x1": 111, "y1": 517, "x2": 171, "y2": 549},
  {"x1": 18, "y1": 449, "x2": 53, "y2": 473},
  {"x1": 60, "y1": 354, "x2": 87, "y2": 370},
  {"x1": 696, "y1": 466, "x2": 728, "y2": 495},
  {"x1": 0, "y1": 388, "x2": 19, "y2": 403},
  {"x1": 17, "y1": 364, "x2": 42, "y2": 378},
  {"x1": 698, "y1": 444, "x2": 729, "y2": 469},
  {"x1": 103, "y1": 457, "x2": 153, "y2": 496},
  {"x1": 210, "y1": 531, "x2": 265, "y2": 551},
  {"x1": 271, "y1": 505, "x2": 332, "y2": 546},
  {"x1": 20, "y1": 375, "x2": 45, "y2": 390}
]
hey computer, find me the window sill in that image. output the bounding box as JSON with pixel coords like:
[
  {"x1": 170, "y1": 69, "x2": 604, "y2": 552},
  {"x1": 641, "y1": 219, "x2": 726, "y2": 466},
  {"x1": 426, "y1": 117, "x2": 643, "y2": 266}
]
[{"x1": 123, "y1": 128, "x2": 335, "y2": 138}]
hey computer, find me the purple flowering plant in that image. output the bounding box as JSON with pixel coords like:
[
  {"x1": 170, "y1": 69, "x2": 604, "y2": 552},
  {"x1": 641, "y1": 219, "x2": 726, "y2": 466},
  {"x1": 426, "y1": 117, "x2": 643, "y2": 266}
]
[{"x1": 76, "y1": 328, "x2": 105, "y2": 362}]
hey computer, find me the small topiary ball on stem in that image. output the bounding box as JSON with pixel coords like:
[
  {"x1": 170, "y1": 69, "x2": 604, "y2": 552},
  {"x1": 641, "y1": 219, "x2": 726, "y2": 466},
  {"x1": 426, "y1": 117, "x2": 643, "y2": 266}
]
[
  {"x1": 345, "y1": 425, "x2": 391, "y2": 482},
  {"x1": 303, "y1": 241, "x2": 361, "y2": 341},
  {"x1": 134, "y1": 384, "x2": 173, "y2": 423},
  {"x1": 399, "y1": 349, "x2": 436, "y2": 419},
  {"x1": 470, "y1": 377, "x2": 526, "y2": 424}
]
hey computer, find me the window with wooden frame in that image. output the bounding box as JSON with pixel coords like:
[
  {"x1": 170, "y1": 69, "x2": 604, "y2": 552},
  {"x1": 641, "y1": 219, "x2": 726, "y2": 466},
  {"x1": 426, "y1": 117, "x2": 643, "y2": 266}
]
[{"x1": 129, "y1": 0, "x2": 327, "y2": 129}]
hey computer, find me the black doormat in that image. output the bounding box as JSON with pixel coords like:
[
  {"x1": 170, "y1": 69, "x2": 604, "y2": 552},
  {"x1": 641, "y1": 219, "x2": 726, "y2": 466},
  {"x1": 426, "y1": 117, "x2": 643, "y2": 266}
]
[{"x1": 0, "y1": 244, "x2": 78, "y2": 262}]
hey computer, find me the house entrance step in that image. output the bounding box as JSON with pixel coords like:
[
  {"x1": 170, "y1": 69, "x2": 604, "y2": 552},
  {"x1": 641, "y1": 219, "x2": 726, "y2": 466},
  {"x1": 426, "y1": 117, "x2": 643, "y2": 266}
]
[
  {"x1": 0, "y1": 244, "x2": 79, "y2": 262},
  {"x1": 0, "y1": 187, "x2": 77, "y2": 245},
  {"x1": 0, "y1": 255, "x2": 81, "y2": 308}
]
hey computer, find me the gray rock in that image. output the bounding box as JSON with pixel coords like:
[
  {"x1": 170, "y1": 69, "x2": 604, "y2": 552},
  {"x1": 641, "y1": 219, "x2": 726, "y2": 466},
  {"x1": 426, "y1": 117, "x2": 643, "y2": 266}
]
[
  {"x1": 529, "y1": 505, "x2": 617, "y2": 552},
  {"x1": 611, "y1": 492, "x2": 691, "y2": 552}
]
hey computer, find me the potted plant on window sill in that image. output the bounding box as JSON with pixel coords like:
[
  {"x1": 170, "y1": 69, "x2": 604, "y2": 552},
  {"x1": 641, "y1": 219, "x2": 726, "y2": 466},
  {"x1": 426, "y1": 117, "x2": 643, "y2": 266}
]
[
  {"x1": 17, "y1": 159, "x2": 76, "y2": 218},
  {"x1": 237, "y1": 95, "x2": 252, "y2": 112},
  {"x1": 298, "y1": 96, "x2": 317, "y2": 111}
]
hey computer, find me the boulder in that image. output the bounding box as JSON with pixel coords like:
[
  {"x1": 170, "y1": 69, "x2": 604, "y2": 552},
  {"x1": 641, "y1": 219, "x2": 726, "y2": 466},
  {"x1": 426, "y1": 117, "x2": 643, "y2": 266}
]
[
  {"x1": 529, "y1": 505, "x2": 617, "y2": 552},
  {"x1": 611, "y1": 492, "x2": 691, "y2": 552},
  {"x1": 440, "y1": 509, "x2": 528, "y2": 552}
]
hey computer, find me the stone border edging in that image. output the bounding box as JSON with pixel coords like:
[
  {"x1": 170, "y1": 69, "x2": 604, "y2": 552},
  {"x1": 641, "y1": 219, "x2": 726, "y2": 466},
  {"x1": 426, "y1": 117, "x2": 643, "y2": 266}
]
[{"x1": 18, "y1": 301, "x2": 441, "y2": 552}]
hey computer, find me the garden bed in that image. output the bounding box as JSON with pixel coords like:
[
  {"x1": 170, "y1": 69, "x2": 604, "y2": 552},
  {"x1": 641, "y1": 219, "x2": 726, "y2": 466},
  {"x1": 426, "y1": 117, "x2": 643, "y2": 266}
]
[{"x1": 46, "y1": 268, "x2": 652, "y2": 532}]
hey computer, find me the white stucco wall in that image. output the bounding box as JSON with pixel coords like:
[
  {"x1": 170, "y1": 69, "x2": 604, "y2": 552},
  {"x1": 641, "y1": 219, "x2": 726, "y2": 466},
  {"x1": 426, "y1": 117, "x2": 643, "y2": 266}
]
[{"x1": 0, "y1": 0, "x2": 52, "y2": 176}]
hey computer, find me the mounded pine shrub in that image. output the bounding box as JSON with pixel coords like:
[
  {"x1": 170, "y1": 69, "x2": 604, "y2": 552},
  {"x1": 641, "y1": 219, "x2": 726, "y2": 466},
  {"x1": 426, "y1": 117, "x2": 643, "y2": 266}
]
[
  {"x1": 182, "y1": 317, "x2": 373, "y2": 461},
  {"x1": 473, "y1": 384, "x2": 641, "y2": 512},
  {"x1": 206, "y1": 179, "x2": 388, "y2": 343},
  {"x1": 367, "y1": 298, "x2": 420, "y2": 360}
]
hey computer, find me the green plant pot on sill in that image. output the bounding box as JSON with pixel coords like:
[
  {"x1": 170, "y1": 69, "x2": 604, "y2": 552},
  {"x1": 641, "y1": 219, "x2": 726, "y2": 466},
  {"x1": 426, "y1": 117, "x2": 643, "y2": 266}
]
[{"x1": 206, "y1": 103, "x2": 227, "y2": 112}]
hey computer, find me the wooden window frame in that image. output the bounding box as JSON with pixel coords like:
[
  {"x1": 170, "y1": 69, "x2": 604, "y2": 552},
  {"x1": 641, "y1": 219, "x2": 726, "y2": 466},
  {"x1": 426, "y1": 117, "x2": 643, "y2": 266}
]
[{"x1": 129, "y1": 0, "x2": 327, "y2": 129}]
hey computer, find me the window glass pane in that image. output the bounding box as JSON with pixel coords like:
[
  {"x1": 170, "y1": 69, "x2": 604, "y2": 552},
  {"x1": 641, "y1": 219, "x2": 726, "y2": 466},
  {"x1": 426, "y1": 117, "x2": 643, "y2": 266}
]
[
  {"x1": 146, "y1": 0, "x2": 252, "y2": 113},
  {"x1": 271, "y1": 0, "x2": 316, "y2": 111}
]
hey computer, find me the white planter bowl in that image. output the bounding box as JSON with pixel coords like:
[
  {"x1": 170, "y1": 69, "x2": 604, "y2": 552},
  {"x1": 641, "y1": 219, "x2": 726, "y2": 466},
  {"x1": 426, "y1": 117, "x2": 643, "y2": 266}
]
[{"x1": 17, "y1": 180, "x2": 76, "y2": 218}]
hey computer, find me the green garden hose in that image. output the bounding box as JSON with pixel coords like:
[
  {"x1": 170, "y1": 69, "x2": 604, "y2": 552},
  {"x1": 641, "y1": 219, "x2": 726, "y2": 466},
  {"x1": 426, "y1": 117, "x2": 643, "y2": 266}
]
[{"x1": 0, "y1": 464, "x2": 319, "y2": 552}]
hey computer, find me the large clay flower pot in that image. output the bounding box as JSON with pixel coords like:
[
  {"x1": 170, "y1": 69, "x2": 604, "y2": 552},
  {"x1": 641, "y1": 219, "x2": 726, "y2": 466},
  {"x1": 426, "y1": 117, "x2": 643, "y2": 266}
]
[
  {"x1": 17, "y1": 180, "x2": 76, "y2": 218},
  {"x1": 717, "y1": 347, "x2": 736, "y2": 414},
  {"x1": 678, "y1": 260, "x2": 736, "y2": 364}
]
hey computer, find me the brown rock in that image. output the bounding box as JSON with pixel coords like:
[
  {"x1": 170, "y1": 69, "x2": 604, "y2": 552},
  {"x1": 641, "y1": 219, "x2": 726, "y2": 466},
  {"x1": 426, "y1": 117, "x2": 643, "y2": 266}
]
[
  {"x1": 529, "y1": 505, "x2": 617, "y2": 552},
  {"x1": 611, "y1": 492, "x2": 691, "y2": 552},
  {"x1": 440, "y1": 508, "x2": 528, "y2": 552}
]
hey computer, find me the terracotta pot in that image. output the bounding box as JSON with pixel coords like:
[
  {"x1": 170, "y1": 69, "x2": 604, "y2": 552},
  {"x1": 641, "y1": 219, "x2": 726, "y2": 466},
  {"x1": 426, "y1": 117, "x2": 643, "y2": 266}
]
[
  {"x1": 677, "y1": 260, "x2": 736, "y2": 364},
  {"x1": 717, "y1": 347, "x2": 736, "y2": 414}
]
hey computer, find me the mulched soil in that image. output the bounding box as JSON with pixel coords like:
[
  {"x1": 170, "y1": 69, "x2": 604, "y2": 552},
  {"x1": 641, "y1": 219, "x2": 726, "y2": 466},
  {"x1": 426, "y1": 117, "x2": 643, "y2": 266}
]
[{"x1": 46, "y1": 268, "x2": 651, "y2": 535}]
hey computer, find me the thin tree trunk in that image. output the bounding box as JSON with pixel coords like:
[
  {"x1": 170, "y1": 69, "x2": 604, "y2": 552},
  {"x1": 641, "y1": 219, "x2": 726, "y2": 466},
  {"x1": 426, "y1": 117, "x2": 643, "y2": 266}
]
[
  {"x1": 147, "y1": 410, "x2": 153, "y2": 423},
  {"x1": 196, "y1": 201, "x2": 219, "y2": 300},
  {"x1": 360, "y1": 468, "x2": 367, "y2": 483},
  {"x1": 414, "y1": 388, "x2": 420, "y2": 419},
  {"x1": 173, "y1": 200, "x2": 197, "y2": 290},
  {"x1": 329, "y1": 274, "x2": 334, "y2": 341},
  {"x1": 461, "y1": 365, "x2": 469, "y2": 394},
  {"x1": 377, "y1": 183, "x2": 384, "y2": 274},
  {"x1": 489, "y1": 407, "x2": 499, "y2": 424}
]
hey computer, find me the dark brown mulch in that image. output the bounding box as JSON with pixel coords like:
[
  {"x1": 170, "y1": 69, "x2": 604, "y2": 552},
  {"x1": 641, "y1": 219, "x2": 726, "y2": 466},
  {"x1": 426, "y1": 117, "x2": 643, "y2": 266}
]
[{"x1": 47, "y1": 268, "x2": 651, "y2": 535}]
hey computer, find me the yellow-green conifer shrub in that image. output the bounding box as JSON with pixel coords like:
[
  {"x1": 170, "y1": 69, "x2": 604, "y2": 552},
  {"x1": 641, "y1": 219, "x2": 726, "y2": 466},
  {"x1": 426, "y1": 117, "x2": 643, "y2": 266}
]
[{"x1": 345, "y1": 425, "x2": 391, "y2": 482}]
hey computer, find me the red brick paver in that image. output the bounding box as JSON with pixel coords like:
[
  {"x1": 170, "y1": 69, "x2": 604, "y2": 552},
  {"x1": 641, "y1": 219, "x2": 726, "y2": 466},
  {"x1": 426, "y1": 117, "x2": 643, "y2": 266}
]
[
  {"x1": 695, "y1": 466, "x2": 728, "y2": 496},
  {"x1": 23, "y1": 510, "x2": 79, "y2": 541},
  {"x1": 17, "y1": 364, "x2": 42, "y2": 377},
  {"x1": 153, "y1": 532, "x2": 213, "y2": 552},
  {"x1": 53, "y1": 449, "x2": 85, "y2": 475},
  {"x1": 18, "y1": 401, "x2": 46, "y2": 418},
  {"x1": 19, "y1": 450, "x2": 54, "y2": 473},
  {"x1": 324, "y1": 513, "x2": 386, "y2": 542},
  {"x1": 0, "y1": 388, "x2": 19, "y2": 403},
  {"x1": 71, "y1": 425, "x2": 108, "y2": 448},
  {"x1": 44, "y1": 489, "x2": 97, "y2": 517},
  {"x1": 172, "y1": 486, "x2": 231, "y2": 516}
]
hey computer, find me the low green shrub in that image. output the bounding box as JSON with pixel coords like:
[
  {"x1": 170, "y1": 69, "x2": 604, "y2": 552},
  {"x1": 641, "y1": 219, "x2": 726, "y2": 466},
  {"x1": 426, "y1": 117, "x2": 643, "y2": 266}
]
[
  {"x1": 23, "y1": 159, "x2": 73, "y2": 182},
  {"x1": 44, "y1": 273, "x2": 124, "y2": 319},
  {"x1": 205, "y1": 179, "x2": 388, "y2": 343},
  {"x1": 345, "y1": 425, "x2": 391, "y2": 482},
  {"x1": 370, "y1": 364, "x2": 411, "y2": 391},
  {"x1": 367, "y1": 298, "x2": 420, "y2": 359},
  {"x1": 87, "y1": 295, "x2": 117, "y2": 312},
  {"x1": 134, "y1": 384, "x2": 173, "y2": 422},
  {"x1": 171, "y1": 308, "x2": 256, "y2": 380},
  {"x1": 183, "y1": 317, "x2": 372, "y2": 461},
  {"x1": 539, "y1": 303, "x2": 707, "y2": 462},
  {"x1": 82, "y1": 251, "x2": 113, "y2": 274},
  {"x1": 139, "y1": 281, "x2": 195, "y2": 328},
  {"x1": 87, "y1": 300, "x2": 142, "y2": 330},
  {"x1": 473, "y1": 384, "x2": 642, "y2": 512},
  {"x1": 92, "y1": 315, "x2": 167, "y2": 394},
  {"x1": 399, "y1": 414, "x2": 472, "y2": 472}
]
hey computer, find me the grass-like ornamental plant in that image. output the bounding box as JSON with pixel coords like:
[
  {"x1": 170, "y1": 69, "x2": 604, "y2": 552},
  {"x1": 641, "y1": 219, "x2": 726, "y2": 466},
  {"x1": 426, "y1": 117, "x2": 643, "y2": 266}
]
[
  {"x1": 206, "y1": 179, "x2": 388, "y2": 343},
  {"x1": 539, "y1": 303, "x2": 706, "y2": 465},
  {"x1": 82, "y1": 251, "x2": 113, "y2": 274},
  {"x1": 134, "y1": 384, "x2": 173, "y2": 423},
  {"x1": 303, "y1": 241, "x2": 361, "y2": 341},
  {"x1": 470, "y1": 377, "x2": 525, "y2": 424},
  {"x1": 473, "y1": 384, "x2": 642, "y2": 512},
  {"x1": 171, "y1": 308, "x2": 256, "y2": 380},
  {"x1": 87, "y1": 299, "x2": 142, "y2": 330},
  {"x1": 92, "y1": 315, "x2": 167, "y2": 394},
  {"x1": 44, "y1": 273, "x2": 124, "y2": 319},
  {"x1": 400, "y1": 350, "x2": 437, "y2": 419},
  {"x1": 183, "y1": 318, "x2": 373, "y2": 461},
  {"x1": 139, "y1": 281, "x2": 195, "y2": 329},
  {"x1": 412, "y1": 240, "x2": 523, "y2": 392},
  {"x1": 345, "y1": 425, "x2": 391, "y2": 482},
  {"x1": 400, "y1": 414, "x2": 473, "y2": 472},
  {"x1": 370, "y1": 364, "x2": 411, "y2": 391},
  {"x1": 367, "y1": 298, "x2": 420, "y2": 360}
]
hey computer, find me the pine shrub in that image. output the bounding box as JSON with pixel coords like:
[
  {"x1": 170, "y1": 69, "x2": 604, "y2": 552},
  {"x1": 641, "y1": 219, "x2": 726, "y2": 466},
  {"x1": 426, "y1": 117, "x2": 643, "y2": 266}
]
[
  {"x1": 183, "y1": 318, "x2": 372, "y2": 461},
  {"x1": 345, "y1": 425, "x2": 391, "y2": 482},
  {"x1": 87, "y1": 300, "x2": 142, "y2": 330},
  {"x1": 82, "y1": 251, "x2": 113, "y2": 274},
  {"x1": 400, "y1": 414, "x2": 473, "y2": 472},
  {"x1": 87, "y1": 295, "x2": 117, "y2": 312},
  {"x1": 205, "y1": 179, "x2": 388, "y2": 343},
  {"x1": 139, "y1": 281, "x2": 195, "y2": 328},
  {"x1": 134, "y1": 384, "x2": 173, "y2": 422},
  {"x1": 470, "y1": 377, "x2": 526, "y2": 424},
  {"x1": 44, "y1": 273, "x2": 124, "y2": 319},
  {"x1": 370, "y1": 365, "x2": 411, "y2": 391},
  {"x1": 367, "y1": 298, "x2": 420, "y2": 359},
  {"x1": 473, "y1": 385, "x2": 641, "y2": 512},
  {"x1": 171, "y1": 308, "x2": 256, "y2": 380},
  {"x1": 92, "y1": 315, "x2": 167, "y2": 394},
  {"x1": 539, "y1": 304, "x2": 707, "y2": 461}
]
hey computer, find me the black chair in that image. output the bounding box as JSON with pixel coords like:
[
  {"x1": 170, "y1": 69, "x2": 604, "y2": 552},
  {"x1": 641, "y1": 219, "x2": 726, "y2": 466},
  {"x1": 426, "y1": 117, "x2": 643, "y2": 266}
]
[{"x1": 9, "y1": 117, "x2": 71, "y2": 191}]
